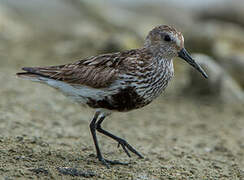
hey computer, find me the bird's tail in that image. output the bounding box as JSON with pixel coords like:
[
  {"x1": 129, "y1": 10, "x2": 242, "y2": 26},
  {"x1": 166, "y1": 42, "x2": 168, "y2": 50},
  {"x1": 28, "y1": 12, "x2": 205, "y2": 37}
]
[{"x1": 16, "y1": 67, "x2": 49, "y2": 82}]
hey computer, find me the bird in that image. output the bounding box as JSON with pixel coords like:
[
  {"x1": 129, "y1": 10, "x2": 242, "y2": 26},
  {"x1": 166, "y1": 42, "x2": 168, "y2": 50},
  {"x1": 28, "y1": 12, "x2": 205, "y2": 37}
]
[{"x1": 17, "y1": 25, "x2": 208, "y2": 168}]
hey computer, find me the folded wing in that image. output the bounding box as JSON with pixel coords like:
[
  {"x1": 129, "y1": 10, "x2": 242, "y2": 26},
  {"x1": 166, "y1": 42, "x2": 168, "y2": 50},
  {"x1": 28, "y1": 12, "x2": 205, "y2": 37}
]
[{"x1": 16, "y1": 52, "x2": 127, "y2": 88}]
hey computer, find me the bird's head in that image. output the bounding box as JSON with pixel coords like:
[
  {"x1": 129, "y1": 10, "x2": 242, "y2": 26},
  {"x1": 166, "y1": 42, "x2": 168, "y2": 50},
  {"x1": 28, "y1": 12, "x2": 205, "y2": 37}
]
[{"x1": 144, "y1": 25, "x2": 208, "y2": 79}]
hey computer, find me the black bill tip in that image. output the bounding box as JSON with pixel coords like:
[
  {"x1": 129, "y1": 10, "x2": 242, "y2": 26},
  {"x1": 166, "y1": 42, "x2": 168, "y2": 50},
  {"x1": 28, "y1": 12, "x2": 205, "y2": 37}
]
[{"x1": 178, "y1": 48, "x2": 208, "y2": 79}]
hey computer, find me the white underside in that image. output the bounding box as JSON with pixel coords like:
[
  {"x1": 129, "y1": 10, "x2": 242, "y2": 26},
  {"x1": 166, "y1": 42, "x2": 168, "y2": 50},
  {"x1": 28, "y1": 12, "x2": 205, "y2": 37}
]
[{"x1": 19, "y1": 75, "x2": 120, "y2": 116}]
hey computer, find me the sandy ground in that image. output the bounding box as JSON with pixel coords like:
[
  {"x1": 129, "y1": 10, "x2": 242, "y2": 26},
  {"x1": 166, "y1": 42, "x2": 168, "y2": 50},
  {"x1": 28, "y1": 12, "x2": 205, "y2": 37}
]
[{"x1": 0, "y1": 45, "x2": 244, "y2": 179}]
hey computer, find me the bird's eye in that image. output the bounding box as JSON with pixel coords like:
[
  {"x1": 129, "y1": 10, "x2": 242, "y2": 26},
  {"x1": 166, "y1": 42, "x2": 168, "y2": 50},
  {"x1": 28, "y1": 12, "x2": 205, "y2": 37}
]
[{"x1": 164, "y1": 35, "x2": 171, "y2": 42}]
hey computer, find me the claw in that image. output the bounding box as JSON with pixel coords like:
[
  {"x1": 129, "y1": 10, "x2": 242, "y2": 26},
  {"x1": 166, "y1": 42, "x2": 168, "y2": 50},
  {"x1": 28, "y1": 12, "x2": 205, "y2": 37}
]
[
  {"x1": 116, "y1": 139, "x2": 143, "y2": 159},
  {"x1": 121, "y1": 144, "x2": 131, "y2": 157},
  {"x1": 98, "y1": 157, "x2": 128, "y2": 168},
  {"x1": 99, "y1": 158, "x2": 110, "y2": 168}
]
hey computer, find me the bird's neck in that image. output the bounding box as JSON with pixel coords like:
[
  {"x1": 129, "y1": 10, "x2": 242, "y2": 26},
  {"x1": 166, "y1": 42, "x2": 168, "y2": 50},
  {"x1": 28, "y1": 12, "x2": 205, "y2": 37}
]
[
  {"x1": 139, "y1": 47, "x2": 174, "y2": 72},
  {"x1": 145, "y1": 45, "x2": 176, "y2": 61},
  {"x1": 134, "y1": 53, "x2": 174, "y2": 103},
  {"x1": 150, "y1": 50, "x2": 174, "y2": 71}
]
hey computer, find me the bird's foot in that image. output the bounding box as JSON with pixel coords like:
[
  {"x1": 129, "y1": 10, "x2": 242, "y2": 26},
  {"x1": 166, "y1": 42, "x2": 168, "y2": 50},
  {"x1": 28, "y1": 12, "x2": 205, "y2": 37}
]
[
  {"x1": 117, "y1": 138, "x2": 144, "y2": 159},
  {"x1": 98, "y1": 156, "x2": 128, "y2": 168}
]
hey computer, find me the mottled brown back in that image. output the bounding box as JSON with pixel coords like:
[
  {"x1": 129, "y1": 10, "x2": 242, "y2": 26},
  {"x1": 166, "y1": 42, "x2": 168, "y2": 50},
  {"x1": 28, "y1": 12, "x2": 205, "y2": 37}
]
[{"x1": 18, "y1": 48, "x2": 153, "y2": 88}]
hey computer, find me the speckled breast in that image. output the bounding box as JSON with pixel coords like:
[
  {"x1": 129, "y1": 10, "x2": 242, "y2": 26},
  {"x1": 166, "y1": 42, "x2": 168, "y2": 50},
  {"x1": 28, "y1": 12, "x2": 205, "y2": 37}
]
[{"x1": 87, "y1": 59, "x2": 174, "y2": 112}]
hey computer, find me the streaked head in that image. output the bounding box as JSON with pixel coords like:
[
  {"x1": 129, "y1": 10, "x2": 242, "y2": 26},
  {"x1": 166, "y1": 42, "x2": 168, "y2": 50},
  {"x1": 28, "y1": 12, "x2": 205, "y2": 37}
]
[{"x1": 144, "y1": 25, "x2": 208, "y2": 79}]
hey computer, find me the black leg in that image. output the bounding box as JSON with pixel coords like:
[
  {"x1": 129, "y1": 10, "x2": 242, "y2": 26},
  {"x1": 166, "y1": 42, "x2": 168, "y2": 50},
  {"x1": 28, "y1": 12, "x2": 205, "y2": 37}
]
[
  {"x1": 89, "y1": 112, "x2": 103, "y2": 159},
  {"x1": 96, "y1": 114, "x2": 144, "y2": 159},
  {"x1": 89, "y1": 112, "x2": 128, "y2": 168}
]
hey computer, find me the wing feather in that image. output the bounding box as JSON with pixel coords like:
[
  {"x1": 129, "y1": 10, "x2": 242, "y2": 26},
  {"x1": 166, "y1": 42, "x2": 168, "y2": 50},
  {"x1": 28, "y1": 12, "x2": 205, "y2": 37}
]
[
  {"x1": 17, "y1": 48, "x2": 154, "y2": 88},
  {"x1": 18, "y1": 50, "x2": 142, "y2": 88}
]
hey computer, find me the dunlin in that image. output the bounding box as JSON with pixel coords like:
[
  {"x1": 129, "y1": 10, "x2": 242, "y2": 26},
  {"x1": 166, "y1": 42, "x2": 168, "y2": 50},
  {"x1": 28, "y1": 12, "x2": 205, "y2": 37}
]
[{"x1": 17, "y1": 25, "x2": 208, "y2": 167}]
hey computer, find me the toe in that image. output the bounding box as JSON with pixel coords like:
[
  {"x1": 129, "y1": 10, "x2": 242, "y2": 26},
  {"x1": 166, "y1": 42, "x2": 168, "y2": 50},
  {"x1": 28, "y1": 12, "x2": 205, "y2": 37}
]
[{"x1": 99, "y1": 158, "x2": 110, "y2": 168}]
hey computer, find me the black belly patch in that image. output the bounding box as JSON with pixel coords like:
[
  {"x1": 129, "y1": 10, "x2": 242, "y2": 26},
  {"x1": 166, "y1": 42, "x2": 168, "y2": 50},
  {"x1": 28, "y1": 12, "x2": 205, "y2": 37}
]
[{"x1": 86, "y1": 87, "x2": 148, "y2": 111}]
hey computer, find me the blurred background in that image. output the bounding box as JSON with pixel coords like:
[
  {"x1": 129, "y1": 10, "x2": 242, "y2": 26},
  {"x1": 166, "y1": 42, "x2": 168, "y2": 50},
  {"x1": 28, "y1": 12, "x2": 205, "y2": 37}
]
[
  {"x1": 1, "y1": 0, "x2": 244, "y2": 103},
  {"x1": 0, "y1": 0, "x2": 244, "y2": 179}
]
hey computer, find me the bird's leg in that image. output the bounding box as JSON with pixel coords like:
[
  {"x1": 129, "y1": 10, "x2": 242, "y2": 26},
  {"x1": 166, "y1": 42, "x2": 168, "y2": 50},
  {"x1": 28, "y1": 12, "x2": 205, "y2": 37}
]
[
  {"x1": 96, "y1": 115, "x2": 144, "y2": 159},
  {"x1": 89, "y1": 112, "x2": 127, "y2": 168}
]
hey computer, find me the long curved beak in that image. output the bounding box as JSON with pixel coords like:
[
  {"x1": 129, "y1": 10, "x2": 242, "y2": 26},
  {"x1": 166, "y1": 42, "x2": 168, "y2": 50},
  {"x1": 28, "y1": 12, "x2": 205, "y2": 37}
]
[{"x1": 178, "y1": 48, "x2": 208, "y2": 79}]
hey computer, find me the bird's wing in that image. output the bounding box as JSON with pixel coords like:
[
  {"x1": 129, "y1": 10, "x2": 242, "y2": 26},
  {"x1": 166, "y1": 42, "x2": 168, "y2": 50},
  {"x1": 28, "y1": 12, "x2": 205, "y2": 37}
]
[{"x1": 17, "y1": 49, "x2": 143, "y2": 88}]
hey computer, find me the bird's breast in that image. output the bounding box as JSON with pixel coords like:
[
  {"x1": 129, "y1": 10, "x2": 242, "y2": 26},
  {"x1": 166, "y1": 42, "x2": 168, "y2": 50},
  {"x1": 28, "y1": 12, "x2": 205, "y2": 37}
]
[
  {"x1": 125, "y1": 59, "x2": 174, "y2": 104},
  {"x1": 86, "y1": 86, "x2": 149, "y2": 112},
  {"x1": 87, "y1": 59, "x2": 174, "y2": 112}
]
